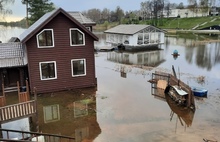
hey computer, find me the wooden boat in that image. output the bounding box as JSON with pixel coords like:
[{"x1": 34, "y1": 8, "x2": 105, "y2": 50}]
[
  {"x1": 165, "y1": 91, "x2": 195, "y2": 127},
  {"x1": 191, "y1": 86, "x2": 208, "y2": 97},
  {"x1": 164, "y1": 85, "x2": 188, "y2": 106}
]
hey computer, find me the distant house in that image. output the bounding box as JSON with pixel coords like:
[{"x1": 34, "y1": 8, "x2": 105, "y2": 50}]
[
  {"x1": 68, "y1": 11, "x2": 96, "y2": 31},
  {"x1": 0, "y1": 8, "x2": 98, "y2": 93},
  {"x1": 163, "y1": 8, "x2": 209, "y2": 18},
  {"x1": 104, "y1": 24, "x2": 165, "y2": 50}
]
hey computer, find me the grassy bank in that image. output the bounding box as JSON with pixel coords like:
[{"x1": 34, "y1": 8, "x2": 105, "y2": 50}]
[{"x1": 94, "y1": 16, "x2": 220, "y2": 32}]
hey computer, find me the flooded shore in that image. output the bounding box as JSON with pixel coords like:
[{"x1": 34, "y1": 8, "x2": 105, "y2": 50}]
[
  {"x1": 94, "y1": 51, "x2": 220, "y2": 142},
  {"x1": 1, "y1": 32, "x2": 220, "y2": 142}
]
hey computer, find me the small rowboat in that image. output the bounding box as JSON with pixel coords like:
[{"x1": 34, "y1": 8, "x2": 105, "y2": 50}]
[
  {"x1": 191, "y1": 87, "x2": 208, "y2": 97},
  {"x1": 172, "y1": 50, "x2": 180, "y2": 60}
]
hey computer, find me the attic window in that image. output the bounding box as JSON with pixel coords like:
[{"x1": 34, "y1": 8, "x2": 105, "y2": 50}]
[
  {"x1": 70, "y1": 28, "x2": 85, "y2": 46},
  {"x1": 37, "y1": 29, "x2": 54, "y2": 48}
]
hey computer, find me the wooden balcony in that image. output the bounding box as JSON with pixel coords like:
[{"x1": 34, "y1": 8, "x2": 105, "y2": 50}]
[{"x1": 0, "y1": 100, "x2": 36, "y2": 123}]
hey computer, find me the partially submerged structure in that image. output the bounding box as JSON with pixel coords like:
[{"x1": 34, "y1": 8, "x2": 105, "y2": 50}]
[
  {"x1": 0, "y1": 8, "x2": 98, "y2": 94},
  {"x1": 150, "y1": 71, "x2": 195, "y2": 109},
  {"x1": 104, "y1": 24, "x2": 165, "y2": 50}
]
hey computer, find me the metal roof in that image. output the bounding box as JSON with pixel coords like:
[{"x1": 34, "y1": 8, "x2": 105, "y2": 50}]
[
  {"x1": 19, "y1": 9, "x2": 58, "y2": 42},
  {"x1": 0, "y1": 43, "x2": 26, "y2": 68},
  {"x1": 104, "y1": 24, "x2": 150, "y2": 35},
  {"x1": 104, "y1": 24, "x2": 164, "y2": 35},
  {"x1": 68, "y1": 12, "x2": 96, "y2": 25},
  {"x1": 19, "y1": 8, "x2": 98, "y2": 43}
]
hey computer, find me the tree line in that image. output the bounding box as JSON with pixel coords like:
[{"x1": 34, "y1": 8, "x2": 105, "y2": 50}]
[{"x1": 0, "y1": 0, "x2": 219, "y2": 28}]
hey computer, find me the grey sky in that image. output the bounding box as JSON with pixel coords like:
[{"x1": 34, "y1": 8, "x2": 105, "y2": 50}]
[{"x1": 5, "y1": 0, "x2": 186, "y2": 22}]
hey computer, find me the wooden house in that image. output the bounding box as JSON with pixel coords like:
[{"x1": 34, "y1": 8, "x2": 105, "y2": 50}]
[
  {"x1": 104, "y1": 24, "x2": 165, "y2": 50},
  {"x1": 0, "y1": 8, "x2": 98, "y2": 93}
]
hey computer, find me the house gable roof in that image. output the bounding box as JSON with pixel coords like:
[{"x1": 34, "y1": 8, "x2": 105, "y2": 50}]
[
  {"x1": 19, "y1": 8, "x2": 98, "y2": 43},
  {"x1": 104, "y1": 24, "x2": 165, "y2": 35},
  {"x1": 68, "y1": 11, "x2": 96, "y2": 25}
]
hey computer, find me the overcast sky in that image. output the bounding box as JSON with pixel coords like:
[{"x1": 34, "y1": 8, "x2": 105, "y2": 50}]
[{"x1": 4, "y1": 0, "x2": 187, "y2": 22}]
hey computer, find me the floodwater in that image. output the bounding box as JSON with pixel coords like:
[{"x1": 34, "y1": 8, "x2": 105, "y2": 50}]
[
  {"x1": 94, "y1": 33, "x2": 220, "y2": 142},
  {"x1": 1, "y1": 27, "x2": 220, "y2": 142}
]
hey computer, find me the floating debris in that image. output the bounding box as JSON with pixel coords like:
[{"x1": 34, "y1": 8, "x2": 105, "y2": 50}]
[{"x1": 197, "y1": 75, "x2": 205, "y2": 84}]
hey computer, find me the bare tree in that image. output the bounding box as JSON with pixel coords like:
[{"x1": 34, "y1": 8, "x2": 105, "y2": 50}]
[
  {"x1": 101, "y1": 8, "x2": 110, "y2": 22},
  {"x1": 187, "y1": 0, "x2": 199, "y2": 17},
  {"x1": 115, "y1": 6, "x2": 124, "y2": 22},
  {"x1": 84, "y1": 8, "x2": 101, "y2": 23},
  {"x1": 164, "y1": 2, "x2": 171, "y2": 18},
  {"x1": 0, "y1": 0, "x2": 15, "y2": 21},
  {"x1": 176, "y1": 2, "x2": 185, "y2": 9},
  {"x1": 140, "y1": 1, "x2": 150, "y2": 20},
  {"x1": 199, "y1": 0, "x2": 209, "y2": 16},
  {"x1": 150, "y1": 0, "x2": 165, "y2": 26}
]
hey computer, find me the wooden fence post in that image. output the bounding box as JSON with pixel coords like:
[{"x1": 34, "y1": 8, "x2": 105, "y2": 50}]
[
  {"x1": 33, "y1": 87, "x2": 39, "y2": 132},
  {"x1": 0, "y1": 84, "x2": 6, "y2": 107}
]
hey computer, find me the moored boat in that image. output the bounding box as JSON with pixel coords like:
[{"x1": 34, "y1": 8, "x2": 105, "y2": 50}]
[
  {"x1": 164, "y1": 85, "x2": 188, "y2": 105},
  {"x1": 191, "y1": 87, "x2": 208, "y2": 97}
]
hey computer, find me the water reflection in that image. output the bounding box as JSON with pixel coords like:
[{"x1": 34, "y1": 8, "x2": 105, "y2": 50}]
[
  {"x1": 166, "y1": 36, "x2": 220, "y2": 71},
  {"x1": 43, "y1": 104, "x2": 60, "y2": 123},
  {"x1": 107, "y1": 50, "x2": 165, "y2": 67},
  {"x1": 37, "y1": 88, "x2": 101, "y2": 141},
  {"x1": 150, "y1": 84, "x2": 195, "y2": 131}
]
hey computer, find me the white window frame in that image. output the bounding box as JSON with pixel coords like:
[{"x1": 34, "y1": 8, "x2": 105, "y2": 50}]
[
  {"x1": 39, "y1": 61, "x2": 57, "y2": 80},
  {"x1": 71, "y1": 59, "x2": 86, "y2": 77},
  {"x1": 69, "y1": 28, "x2": 85, "y2": 46},
  {"x1": 36, "y1": 29, "x2": 54, "y2": 48}
]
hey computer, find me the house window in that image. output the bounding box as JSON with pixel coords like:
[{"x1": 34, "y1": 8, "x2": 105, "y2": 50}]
[
  {"x1": 37, "y1": 29, "x2": 54, "y2": 48},
  {"x1": 71, "y1": 59, "x2": 86, "y2": 77},
  {"x1": 39, "y1": 61, "x2": 57, "y2": 80},
  {"x1": 70, "y1": 28, "x2": 85, "y2": 46}
]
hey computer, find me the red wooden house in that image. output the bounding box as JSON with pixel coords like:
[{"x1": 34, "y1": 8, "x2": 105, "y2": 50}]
[{"x1": 0, "y1": 8, "x2": 98, "y2": 94}]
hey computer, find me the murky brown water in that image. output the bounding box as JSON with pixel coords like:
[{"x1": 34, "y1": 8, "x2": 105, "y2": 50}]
[{"x1": 2, "y1": 33, "x2": 220, "y2": 142}]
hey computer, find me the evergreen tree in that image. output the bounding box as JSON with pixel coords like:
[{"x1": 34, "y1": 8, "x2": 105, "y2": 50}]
[{"x1": 22, "y1": 0, "x2": 55, "y2": 26}]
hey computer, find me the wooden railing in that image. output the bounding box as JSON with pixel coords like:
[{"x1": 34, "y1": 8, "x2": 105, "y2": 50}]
[
  {"x1": 0, "y1": 128, "x2": 75, "y2": 142},
  {"x1": 0, "y1": 100, "x2": 36, "y2": 123}
]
